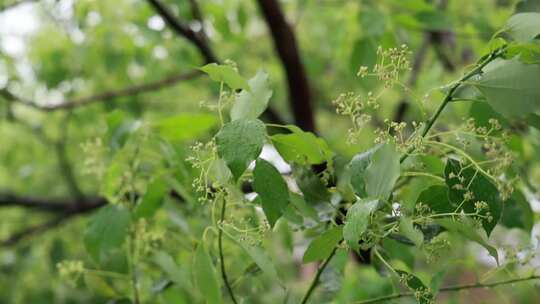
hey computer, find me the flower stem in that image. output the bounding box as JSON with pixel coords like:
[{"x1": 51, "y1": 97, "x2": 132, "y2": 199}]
[{"x1": 218, "y1": 198, "x2": 238, "y2": 304}]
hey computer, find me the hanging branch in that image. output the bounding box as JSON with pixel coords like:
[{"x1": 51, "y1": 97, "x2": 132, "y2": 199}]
[{"x1": 355, "y1": 275, "x2": 540, "y2": 304}]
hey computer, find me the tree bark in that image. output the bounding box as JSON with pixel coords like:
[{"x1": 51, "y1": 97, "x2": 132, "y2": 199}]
[{"x1": 256, "y1": 0, "x2": 316, "y2": 132}]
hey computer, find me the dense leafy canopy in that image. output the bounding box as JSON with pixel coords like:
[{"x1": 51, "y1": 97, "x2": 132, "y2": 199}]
[{"x1": 1, "y1": 0, "x2": 540, "y2": 303}]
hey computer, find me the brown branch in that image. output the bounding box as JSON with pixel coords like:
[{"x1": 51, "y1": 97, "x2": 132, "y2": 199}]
[
  {"x1": 0, "y1": 188, "x2": 191, "y2": 247},
  {"x1": 144, "y1": 0, "x2": 287, "y2": 125},
  {"x1": 146, "y1": 0, "x2": 217, "y2": 64},
  {"x1": 0, "y1": 194, "x2": 107, "y2": 246},
  {"x1": 0, "y1": 1, "x2": 287, "y2": 125},
  {"x1": 256, "y1": 0, "x2": 315, "y2": 132},
  {"x1": 187, "y1": 0, "x2": 204, "y2": 24},
  {"x1": 1, "y1": 70, "x2": 201, "y2": 111},
  {"x1": 0, "y1": 193, "x2": 107, "y2": 212},
  {"x1": 1, "y1": 216, "x2": 68, "y2": 246}
]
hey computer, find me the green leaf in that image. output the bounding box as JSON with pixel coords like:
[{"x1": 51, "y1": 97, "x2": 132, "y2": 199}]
[
  {"x1": 289, "y1": 192, "x2": 319, "y2": 221},
  {"x1": 216, "y1": 119, "x2": 266, "y2": 181},
  {"x1": 271, "y1": 125, "x2": 332, "y2": 165},
  {"x1": 527, "y1": 113, "x2": 540, "y2": 130},
  {"x1": 199, "y1": 63, "x2": 249, "y2": 91},
  {"x1": 359, "y1": 7, "x2": 386, "y2": 37},
  {"x1": 105, "y1": 110, "x2": 140, "y2": 151},
  {"x1": 468, "y1": 101, "x2": 509, "y2": 130},
  {"x1": 303, "y1": 226, "x2": 342, "y2": 263},
  {"x1": 349, "y1": 145, "x2": 379, "y2": 197},
  {"x1": 506, "y1": 41, "x2": 540, "y2": 64},
  {"x1": 416, "y1": 185, "x2": 455, "y2": 214},
  {"x1": 193, "y1": 244, "x2": 222, "y2": 304},
  {"x1": 382, "y1": 238, "x2": 415, "y2": 269},
  {"x1": 153, "y1": 113, "x2": 218, "y2": 142},
  {"x1": 395, "y1": 270, "x2": 434, "y2": 304},
  {"x1": 84, "y1": 205, "x2": 130, "y2": 263},
  {"x1": 253, "y1": 158, "x2": 289, "y2": 227},
  {"x1": 153, "y1": 251, "x2": 192, "y2": 288},
  {"x1": 133, "y1": 178, "x2": 168, "y2": 219},
  {"x1": 399, "y1": 217, "x2": 424, "y2": 248},
  {"x1": 516, "y1": 0, "x2": 540, "y2": 13},
  {"x1": 350, "y1": 38, "x2": 378, "y2": 74},
  {"x1": 436, "y1": 218, "x2": 499, "y2": 265},
  {"x1": 430, "y1": 268, "x2": 447, "y2": 294},
  {"x1": 444, "y1": 159, "x2": 503, "y2": 236},
  {"x1": 230, "y1": 69, "x2": 273, "y2": 121},
  {"x1": 419, "y1": 155, "x2": 446, "y2": 176},
  {"x1": 365, "y1": 142, "x2": 401, "y2": 199},
  {"x1": 414, "y1": 10, "x2": 453, "y2": 31},
  {"x1": 501, "y1": 190, "x2": 534, "y2": 232},
  {"x1": 222, "y1": 228, "x2": 280, "y2": 281},
  {"x1": 343, "y1": 199, "x2": 379, "y2": 252},
  {"x1": 293, "y1": 166, "x2": 331, "y2": 205},
  {"x1": 503, "y1": 12, "x2": 540, "y2": 42},
  {"x1": 471, "y1": 57, "x2": 540, "y2": 119}
]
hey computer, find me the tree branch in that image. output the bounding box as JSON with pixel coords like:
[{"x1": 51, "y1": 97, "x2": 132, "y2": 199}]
[
  {"x1": 146, "y1": 0, "x2": 217, "y2": 63},
  {"x1": 0, "y1": 194, "x2": 107, "y2": 246},
  {"x1": 0, "y1": 70, "x2": 201, "y2": 111},
  {"x1": 256, "y1": 0, "x2": 315, "y2": 132},
  {"x1": 1, "y1": 216, "x2": 68, "y2": 247},
  {"x1": 0, "y1": 193, "x2": 106, "y2": 212},
  {"x1": 144, "y1": 0, "x2": 287, "y2": 125},
  {"x1": 355, "y1": 275, "x2": 540, "y2": 304}
]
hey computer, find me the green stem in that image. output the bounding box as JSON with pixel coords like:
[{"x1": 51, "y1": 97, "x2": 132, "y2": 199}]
[
  {"x1": 373, "y1": 247, "x2": 397, "y2": 276},
  {"x1": 300, "y1": 246, "x2": 338, "y2": 304},
  {"x1": 355, "y1": 275, "x2": 540, "y2": 304},
  {"x1": 400, "y1": 47, "x2": 505, "y2": 164},
  {"x1": 218, "y1": 81, "x2": 224, "y2": 126},
  {"x1": 218, "y1": 198, "x2": 238, "y2": 304},
  {"x1": 401, "y1": 171, "x2": 444, "y2": 182},
  {"x1": 127, "y1": 233, "x2": 140, "y2": 304},
  {"x1": 84, "y1": 269, "x2": 129, "y2": 280}
]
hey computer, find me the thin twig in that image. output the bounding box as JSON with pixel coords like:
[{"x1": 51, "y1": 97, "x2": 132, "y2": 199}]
[
  {"x1": 218, "y1": 198, "x2": 238, "y2": 304},
  {"x1": 355, "y1": 275, "x2": 540, "y2": 304},
  {"x1": 300, "y1": 246, "x2": 338, "y2": 304},
  {"x1": 399, "y1": 46, "x2": 506, "y2": 164}
]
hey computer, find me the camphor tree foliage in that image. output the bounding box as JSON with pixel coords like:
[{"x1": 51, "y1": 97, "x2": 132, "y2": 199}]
[{"x1": 1, "y1": 0, "x2": 540, "y2": 303}]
